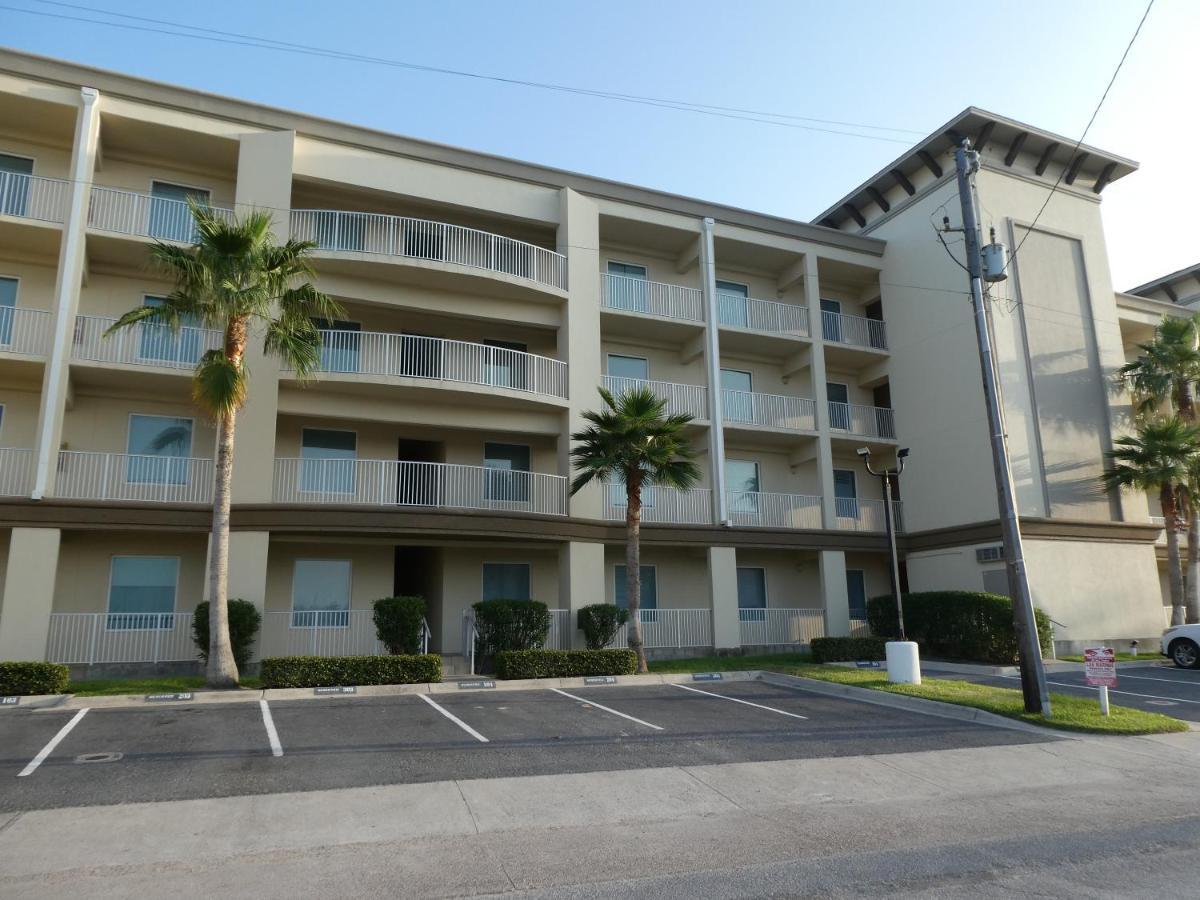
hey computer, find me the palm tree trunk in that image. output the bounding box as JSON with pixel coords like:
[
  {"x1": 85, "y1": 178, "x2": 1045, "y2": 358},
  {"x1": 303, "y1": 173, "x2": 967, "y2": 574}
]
[
  {"x1": 1163, "y1": 487, "x2": 1186, "y2": 628},
  {"x1": 1188, "y1": 509, "x2": 1200, "y2": 624},
  {"x1": 206, "y1": 407, "x2": 240, "y2": 687},
  {"x1": 625, "y1": 479, "x2": 647, "y2": 674}
]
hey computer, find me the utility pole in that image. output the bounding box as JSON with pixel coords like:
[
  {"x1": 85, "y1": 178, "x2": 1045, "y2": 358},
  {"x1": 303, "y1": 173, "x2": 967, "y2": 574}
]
[{"x1": 951, "y1": 138, "x2": 1051, "y2": 716}]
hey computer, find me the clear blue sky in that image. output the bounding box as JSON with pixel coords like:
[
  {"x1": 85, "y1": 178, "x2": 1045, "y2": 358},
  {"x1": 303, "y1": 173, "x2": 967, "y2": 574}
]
[{"x1": 2, "y1": 0, "x2": 1193, "y2": 289}]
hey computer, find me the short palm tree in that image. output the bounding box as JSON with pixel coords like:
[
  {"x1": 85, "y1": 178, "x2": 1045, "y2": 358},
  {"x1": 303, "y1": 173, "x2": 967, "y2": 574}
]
[
  {"x1": 571, "y1": 387, "x2": 700, "y2": 673},
  {"x1": 107, "y1": 202, "x2": 341, "y2": 687},
  {"x1": 1101, "y1": 417, "x2": 1200, "y2": 627}
]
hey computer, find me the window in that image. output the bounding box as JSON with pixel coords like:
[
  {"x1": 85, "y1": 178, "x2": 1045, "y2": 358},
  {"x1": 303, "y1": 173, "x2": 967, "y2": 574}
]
[
  {"x1": 138, "y1": 296, "x2": 203, "y2": 365},
  {"x1": 0, "y1": 153, "x2": 34, "y2": 218},
  {"x1": 300, "y1": 428, "x2": 357, "y2": 494},
  {"x1": 483, "y1": 339, "x2": 528, "y2": 390},
  {"x1": 736, "y1": 567, "x2": 767, "y2": 621},
  {"x1": 820, "y1": 298, "x2": 843, "y2": 342},
  {"x1": 312, "y1": 319, "x2": 361, "y2": 373},
  {"x1": 0, "y1": 275, "x2": 16, "y2": 346},
  {"x1": 615, "y1": 564, "x2": 657, "y2": 611},
  {"x1": 846, "y1": 570, "x2": 867, "y2": 620},
  {"x1": 716, "y1": 279, "x2": 750, "y2": 328},
  {"x1": 149, "y1": 181, "x2": 210, "y2": 243},
  {"x1": 606, "y1": 353, "x2": 649, "y2": 382},
  {"x1": 484, "y1": 442, "x2": 530, "y2": 504},
  {"x1": 107, "y1": 556, "x2": 178, "y2": 630},
  {"x1": 126, "y1": 414, "x2": 193, "y2": 484},
  {"x1": 482, "y1": 563, "x2": 531, "y2": 601},
  {"x1": 827, "y1": 381, "x2": 850, "y2": 430},
  {"x1": 606, "y1": 261, "x2": 648, "y2": 312},
  {"x1": 721, "y1": 368, "x2": 754, "y2": 423},
  {"x1": 291, "y1": 559, "x2": 351, "y2": 627},
  {"x1": 834, "y1": 469, "x2": 859, "y2": 519},
  {"x1": 726, "y1": 459, "x2": 760, "y2": 518}
]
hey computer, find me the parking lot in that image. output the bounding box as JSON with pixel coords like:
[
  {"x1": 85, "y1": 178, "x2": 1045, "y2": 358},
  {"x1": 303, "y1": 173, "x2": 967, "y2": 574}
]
[{"x1": 0, "y1": 678, "x2": 1053, "y2": 812}]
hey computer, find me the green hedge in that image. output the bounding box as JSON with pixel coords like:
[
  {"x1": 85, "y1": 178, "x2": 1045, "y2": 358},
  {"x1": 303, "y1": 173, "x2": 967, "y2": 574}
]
[
  {"x1": 373, "y1": 596, "x2": 427, "y2": 655},
  {"x1": 472, "y1": 599, "x2": 551, "y2": 656},
  {"x1": 193, "y1": 599, "x2": 262, "y2": 670},
  {"x1": 811, "y1": 637, "x2": 887, "y2": 663},
  {"x1": 260, "y1": 654, "x2": 442, "y2": 688},
  {"x1": 0, "y1": 661, "x2": 70, "y2": 695},
  {"x1": 577, "y1": 604, "x2": 629, "y2": 650},
  {"x1": 495, "y1": 649, "x2": 638, "y2": 680},
  {"x1": 866, "y1": 591, "x2": 1053, "y2": 664}
]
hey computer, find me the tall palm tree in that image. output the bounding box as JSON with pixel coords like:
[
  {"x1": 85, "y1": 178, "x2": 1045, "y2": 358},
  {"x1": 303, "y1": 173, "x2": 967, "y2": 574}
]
[
  {"x1": 1101, "y1": 417, "x2": 1200, "y2": 627},
  {"x1": 107, "y1": 202, "x2": 341, "y2": 687},
  {"x1": 1119, "y1": 315, "x2": 1200, "y2": 622},
  {"x1": 570, "y1": 386, "x2": 700, "y2": 673}
]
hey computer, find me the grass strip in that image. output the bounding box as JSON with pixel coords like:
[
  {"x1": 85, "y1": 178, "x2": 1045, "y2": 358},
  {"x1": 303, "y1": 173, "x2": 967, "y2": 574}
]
[
  {"x1": 68, "y1": 676, "x2": 262, "y2": 696},
  {"x1": 648, "y1": 652, "x2": 812, "y2": 674}
]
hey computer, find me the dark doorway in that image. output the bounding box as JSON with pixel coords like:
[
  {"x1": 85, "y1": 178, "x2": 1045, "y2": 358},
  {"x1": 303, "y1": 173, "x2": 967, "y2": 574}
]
[{"x1": 397, "y1": 439, "x2": 443, "y2": 506}]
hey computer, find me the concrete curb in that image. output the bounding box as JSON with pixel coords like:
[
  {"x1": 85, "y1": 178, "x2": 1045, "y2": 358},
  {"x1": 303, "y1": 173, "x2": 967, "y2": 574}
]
[{"x1": 758, "y1": 671, "x2": 1073, "y2": 738}]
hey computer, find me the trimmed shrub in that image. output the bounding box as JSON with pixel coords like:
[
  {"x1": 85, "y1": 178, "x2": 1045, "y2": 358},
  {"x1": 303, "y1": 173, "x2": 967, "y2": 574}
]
[
  {"x1": 472, "y1": 599, "x2": 551, "y2": 656},
  {"x1": 866, "y1": 591, "x2": 1054, "y2": 664},
  {"x1": 577, "y1": 604, "x2": 630, "y2": 650},
  {"x1": 0, "y1": 661, "x2": 70, "y2": 696},
  {"x1": 495, "y1": 649, "x2": 638, "y2": 680},
  {"x1": 811, "y1": 636, "x2": 887, "y2": 663},
  {"x1": 373, "y1": 596, "x2": 427, "y2": 655},
  {"x1": 193, "y1": 599, "x2": 262, "y2": 670},
  {"x1": 260, "y1": 654, "x2": 442, "y2": 688}
]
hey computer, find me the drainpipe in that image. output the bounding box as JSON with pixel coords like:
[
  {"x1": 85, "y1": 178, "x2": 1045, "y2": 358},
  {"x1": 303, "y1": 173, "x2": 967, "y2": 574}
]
[{"x1": 698, "y1": 217, "x2": 728, "y2": 525}]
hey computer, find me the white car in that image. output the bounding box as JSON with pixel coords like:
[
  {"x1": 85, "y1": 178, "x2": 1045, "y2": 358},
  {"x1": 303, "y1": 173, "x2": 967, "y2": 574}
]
[{"x1": 1162, "y1": 624, "x2": 1200, "y2": 669}]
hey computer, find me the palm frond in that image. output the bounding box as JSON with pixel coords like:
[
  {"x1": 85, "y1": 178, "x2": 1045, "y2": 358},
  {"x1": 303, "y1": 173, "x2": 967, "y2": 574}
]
[{"x1": 192, "y1": 350, "x2": 246, "y2": 419}]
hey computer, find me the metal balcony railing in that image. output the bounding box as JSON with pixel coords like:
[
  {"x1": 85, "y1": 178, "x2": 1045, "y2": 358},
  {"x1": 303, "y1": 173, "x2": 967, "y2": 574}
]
[
  {"x1": 88, "y1": 186, "x2": 235, "y2": 242},
  {"x1": 738, "y1": 608, "x2": 826, "y2": 646},
  {"x1": 828, "y1": 401, "x2": 896, "y2": 440},
  {"x1": 0, "y1": 447, "x2": 35, "y2": 497},
  {"x1": 717, "y1": 293, "x2": 809, "y2": 336},
  {"x1": 610, "y1": 609, "x2": 714, "y2": 649},
  {"x1": 832, "y1": 498, "x2": 905, "y2": 533},
  {"x1": 602, "y1": 374, "x2": 708, "y2": 420},
  {"x1": 0, "y1": 306, "x2": 51, "y2": 357},
  {"x1": 603, "y1": 483, "x2": 713, "y2": 525},
  {"x1": 73, "y1": 314, "x2": 222, "y2": 370},
  {"x1": 601, "y1": 273, "x2": 703, "y2": 321},
  {"x1": 722, "y1": 390, "x2": 816, "y2": 431},
  {"x1": 820, "y1": 309, "x2": 888, "y2": 350},
  {"x1": 726, "y1": 491, "x2": 823, "y2": 529},
  {"x1": 55, "y1": 451, "x2": 215, "y2": 504},
  {"x1": 0, "y1": 170, "x2": 69, "y2": 224}
]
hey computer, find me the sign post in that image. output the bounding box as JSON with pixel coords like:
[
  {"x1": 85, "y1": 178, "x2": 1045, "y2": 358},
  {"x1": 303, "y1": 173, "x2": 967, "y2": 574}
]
[{"x1": 1084, "y1": 647, "x2": 1117, "y2": 716}]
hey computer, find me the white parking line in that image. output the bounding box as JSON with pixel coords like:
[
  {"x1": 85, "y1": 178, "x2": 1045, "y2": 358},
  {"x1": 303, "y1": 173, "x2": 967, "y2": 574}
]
[
  {"x1": 259, "y1": 699, "x2": 283, "y2": 757},
  {"x1": 18, "y1": 708, "x2": 89, "y2": 777},
  {"x1": 1115, "y1": 672, "x2": 1200, "y2": 687},
  {"x1": 550, "y1": 688, "x2": 664, "y2": 731},
  {"x1": 670, "y1": 683, "x2": 808, "y2": 720},
  {"x1": 999, "y1": 674, "x2": 1200, "y2": 705},
  {"x1": 419, "y1": 694, "x2": 489, "y2": 743}
]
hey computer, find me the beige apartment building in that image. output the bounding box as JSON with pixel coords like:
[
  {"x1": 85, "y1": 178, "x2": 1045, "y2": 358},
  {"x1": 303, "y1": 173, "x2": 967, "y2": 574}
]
[{"x1": 0, "y1": 50, "x2": 1170, "y2": 674}]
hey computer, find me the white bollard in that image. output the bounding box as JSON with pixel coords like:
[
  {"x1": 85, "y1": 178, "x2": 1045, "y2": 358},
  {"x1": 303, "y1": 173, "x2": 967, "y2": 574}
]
[
  {"x1": 886, "y1": 641, "x2": 921, "y2": 685},
  {"x1": 1098, "y1": 685, "x2": 1110, "y2": 716}
]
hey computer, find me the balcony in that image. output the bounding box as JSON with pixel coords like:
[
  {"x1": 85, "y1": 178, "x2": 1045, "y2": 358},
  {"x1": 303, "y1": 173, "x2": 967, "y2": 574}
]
[
  {"x1": 722, "y1": 390, "x2": 816, "y2": 432},
  {"x1": 88, "y1": 186, "x2": 235, "y2": 242},
  {"x1": 0, "y1": 170, "x2": 69, "y2": 225},
  {"x1": 55, "y1": 451, "x2": 214, "y2": 504},
  {"x1": 602, "y1": 375, "x2": 708, "y2": 420},
  {"x1": 833, "y1": 498, "x2": 904, "y2": 533},
  {"x1": 307, "y1": 329, "x2": 568, "y2": 401},
  {"x1": 717, "y1": 292, "x2": 809, "y2": 338},
  {"x1": 0, "y1": 306, "x2": 51, "y2": 358},
  {"x1": 820, "y1": 309, "x2": 888, "y2": 352},
  {"x1": 603, "y1": 483, "x2": 712, "y2": 525},
  {"x1": 727, "y1": 491, "x2": 822, "y2": 529},
  {"x1": 601, "y1": 273, "x2": 703, "y2": 322},
  {"x1": 0, "y1": 447, "x2": 35, "y2": 497},
  {"x1": 72, "y1": 315, "x2": 222, "y2": 371},
  {"x1": 828, "y1": 402, "x2": 896, "y2": 441},
  {"x1": 273, "y1": 458, "x2": 569, "y2": 516},
  {"x1": 739, "y1": 608, "x2": 826, "y2": 646},
  {"x1": 290, "y1": 210, "x2": 567, "y2": 292}
]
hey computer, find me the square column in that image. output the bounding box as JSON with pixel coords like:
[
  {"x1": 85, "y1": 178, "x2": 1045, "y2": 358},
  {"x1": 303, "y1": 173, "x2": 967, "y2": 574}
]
[
  {"x1": 820, "y1": 549, "x2": 851, "y2": 638},
  {"x1": 228, "y1": 532, "x2": 271, "y2": 659},
  {"x1": 708, "y1": 545, "x2": 741, "y2": 650},
  {"x1": 802, "y1": 254, "x2": 840, "y2": 529},
  {"x1": 558, "y1": 541, "x2": 605, "y2": 648},
  {"x1": 0, "y1": 528, "x2": 62, "y2": 661}
]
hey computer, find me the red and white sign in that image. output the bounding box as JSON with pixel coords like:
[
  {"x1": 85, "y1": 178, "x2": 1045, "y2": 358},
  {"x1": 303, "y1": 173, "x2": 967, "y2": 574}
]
[{"x1": 1084, "y1": 647, "x2": 1117, "y2": 688}]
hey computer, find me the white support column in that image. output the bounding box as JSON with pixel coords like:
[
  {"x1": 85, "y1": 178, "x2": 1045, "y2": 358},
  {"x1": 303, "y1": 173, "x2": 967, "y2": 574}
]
[
  {"x1": 820, "y1": 549, "x2": 851, "y2": 638},
  {"x1": 0, "y1": 528, "x2": 62, "y2": 660},
  {"x1": 32, "y1": 87, "x2": 100, "y2": 499},
  {"x1": 804, "y1": 254, "x2": 839, "y2": 528},
  {"x1": 709, "y1": 545, "x2": 741, "y2": 650},
  {"x1": 699, "y1": 217, "x2": 728, "y2": 525},
  {"x1": 558, "y1": 541, "x2": 605, "y2": 648}
]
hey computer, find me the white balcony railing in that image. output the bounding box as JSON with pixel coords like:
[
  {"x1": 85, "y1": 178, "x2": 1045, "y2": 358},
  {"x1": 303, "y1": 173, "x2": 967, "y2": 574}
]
[
  {"x1": 0, "y1": 306, "x2": 51, "y2": 357},
  {"x1": 722, "y1": 390, "x2": 816, "y2": 431},
  {"x1": 738, "y1": 608, "x2": 826, "y2": 646},
  {"x1": 259, "y1": 611, "x2": 430, "y2": 659},
  {"x1": 0, "y1": 447, "x2": 35, "y2": 497},
  {"x1": 55, "y1": 451, "x2": 215, "y2": 504},
  {"x1": 88, "y1": 186, "x2": 236, "y2": 243},
  {"x1": 603, "y1": 483, "x2": 713, "y2": 525},
  {"x1": 546, "y1": 609, "x2": 572, "y2": 650},
  {"x1": 717, "y1": 293, "x2": 809, "y2": 336},
  {"x1": 290, "y1": 209, "x2": 567, "y2": 291},
  {"x1": 610, "y1": 609, "x2": 714, "y2": 649},
  {"x1": 601, "y1": 375, "x2": 708, "y2": 420},
  {"x1": 829, "y1": 402, "x2": 896, "y2": 440},
  {"x1": 833, "y1": 498, "x2": 905, "y2": 533},
  {"x1": 273, "y1": 458, "x2": 569, "y2": 516},
  {"x1": 0, "y1": 170, "x2": 69, "y2": 224},
  {"x1": 820, "y1": 309, "x2": 888, "y2": 350},
  {"x1": 312, "y1": 329, "x2": 568, "y2": 400},
  {"x1": 46, "y1": 612, "x2": 197, "y2": 664},
  {"x1": 73, "y1": 314, "x2": 222, "y2": 370},
  {"x1": 601, "y1": 273, "x2": 703, "y2": 321},
  {"x1": 727, "y1": 491, "x2": 823, "y2": 529}
]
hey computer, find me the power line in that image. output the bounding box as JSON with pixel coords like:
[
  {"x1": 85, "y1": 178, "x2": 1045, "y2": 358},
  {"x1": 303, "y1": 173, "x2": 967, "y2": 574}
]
[{"x1": 4, "y1": 1, "x2": 922, "y2": 144}]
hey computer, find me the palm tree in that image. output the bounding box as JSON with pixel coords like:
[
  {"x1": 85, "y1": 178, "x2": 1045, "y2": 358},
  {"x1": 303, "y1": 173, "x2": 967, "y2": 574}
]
[
  {"x1": 107, "y1": 202, "x2": 341, "y2": 687},
  {"x1": 1102, "y1": 417, "x2": 1200, "y2": 627},
  {"x1": 1119, "y1": 316, "x2": 1200, "y2": 623},
  {"x1": 570, "y1": 386, "x2": 700, "y2": 673}
]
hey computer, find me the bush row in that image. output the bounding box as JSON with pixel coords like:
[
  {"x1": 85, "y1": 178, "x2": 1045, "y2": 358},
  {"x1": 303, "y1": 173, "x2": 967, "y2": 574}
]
[
  {"x1": 810, "y1": 637, "x2": 888, "y2": 663},
  {"x1": 0, "y1": 662, "x2": 70, "y2": 696},
  {"x1": 260, "y1": 654, "x2": 442, "y2": 688},
  {"x1": 495, "y1": 649, "x2": 638, "y2": 680}
]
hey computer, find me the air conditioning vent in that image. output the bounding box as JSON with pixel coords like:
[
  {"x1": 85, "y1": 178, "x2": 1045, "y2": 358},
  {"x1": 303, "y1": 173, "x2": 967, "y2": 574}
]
[{"x1": 976, "y1": 545, "x2": 1005, "y2": 563}]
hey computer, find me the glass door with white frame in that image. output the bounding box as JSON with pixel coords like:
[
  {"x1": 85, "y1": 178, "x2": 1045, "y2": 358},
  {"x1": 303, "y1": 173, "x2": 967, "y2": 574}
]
[
  {"x1": 0, "y1": 154, "x2": 33, "y2": 218},
  {"x1": 126, "y1": 414, "x2": 193, "y2": 485},
  {"x1": 820, "y1": 298, "x2": 843, "y2": 343},
  {"x1": 716, "y1": 280, "x2": 750, "y2": 328},
  {"x1": 726, "y1": 459, "x2": 761, "y2": 521},
  {"x1": 737, "y1": 567, "x2": 767, "y2": 622},
  {"x1": 148, "y1": 181, "x2": 210, "y2": 243},
  {"x1": 300, "y1": 428, "x2": 357, "y2": 495},
  {"x1": 721, "y1": 368, "x2": 754, "y2": 423},
  {"x1": 606, "y1": 262, "x2": 649, "y2": 312}
]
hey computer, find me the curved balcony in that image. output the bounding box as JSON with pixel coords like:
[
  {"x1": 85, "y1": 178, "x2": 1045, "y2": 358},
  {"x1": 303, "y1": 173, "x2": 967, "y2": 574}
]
[
  {"x1": 603, "y1": 483, "x2": 712, "y2": 524},
  {"x1": 0, "y1": 171, "x2": 69, "y2": 224},
  {"x1": 601, "y1": 374, "x2": 708, "y2": 420},
  {"x1": 601, "y1": 273, "x2": 703, "y2": 322},
  {"x1": 55, "y1": 451, "x2": 214, "y2": 504},
  {"x1": 88, "y1": 186, "x2": 235, "y2": 243},
  {"x1": 73, "y1": 314, "x2": 222, "y2": 371},
  {"x1": 290, "y1": 210, "x2": 567, "y2": 292},
  {"x1": 717, "y1": 293, "x2": 809, "y2": 337},
  {"x1": 722, "y1": 390, "x2": 816, "y2": 431},
  {"x1": 0, "y1": 306, "x2": 51, "y2": 358},
  {"x1": 273, "y1": 458, "x2": 568, "y2": 516},
  {"x1": 727, "y1": 491, "x2": 822, "y2": 529},
  {"x1": 304, "y1": 329, "x2": 568, "y2": 401}
]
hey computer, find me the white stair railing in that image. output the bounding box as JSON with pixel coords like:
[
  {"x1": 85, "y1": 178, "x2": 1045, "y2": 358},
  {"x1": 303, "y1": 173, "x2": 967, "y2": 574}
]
[
  {"x1": 87, "y1": 186, "x2": 235, "y2": 242},
  {"x1": 0, "y1": 170, "x2": 70, "y2": 223},
  {"x1": 55, "y1": 451, "x2": 215, "y2": 504},
  {"x1": 0, "y1": 307, "x2": 52, "y2": 357},
  {"x1": 601, "y1": 273, "x2": 703, "y2": 321},
  {"x1": 602, "y1": 375, "x2": 708, "y2": 419},
  {"x1": 73, "y1": 314, "x2": 222, "y2": 370},
  {"x1": 717, "y1": 293, "x2": 809, "y2": 336},
  {"x1": 721, "y1": 390, "x2": 816, "y2": 431}
]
